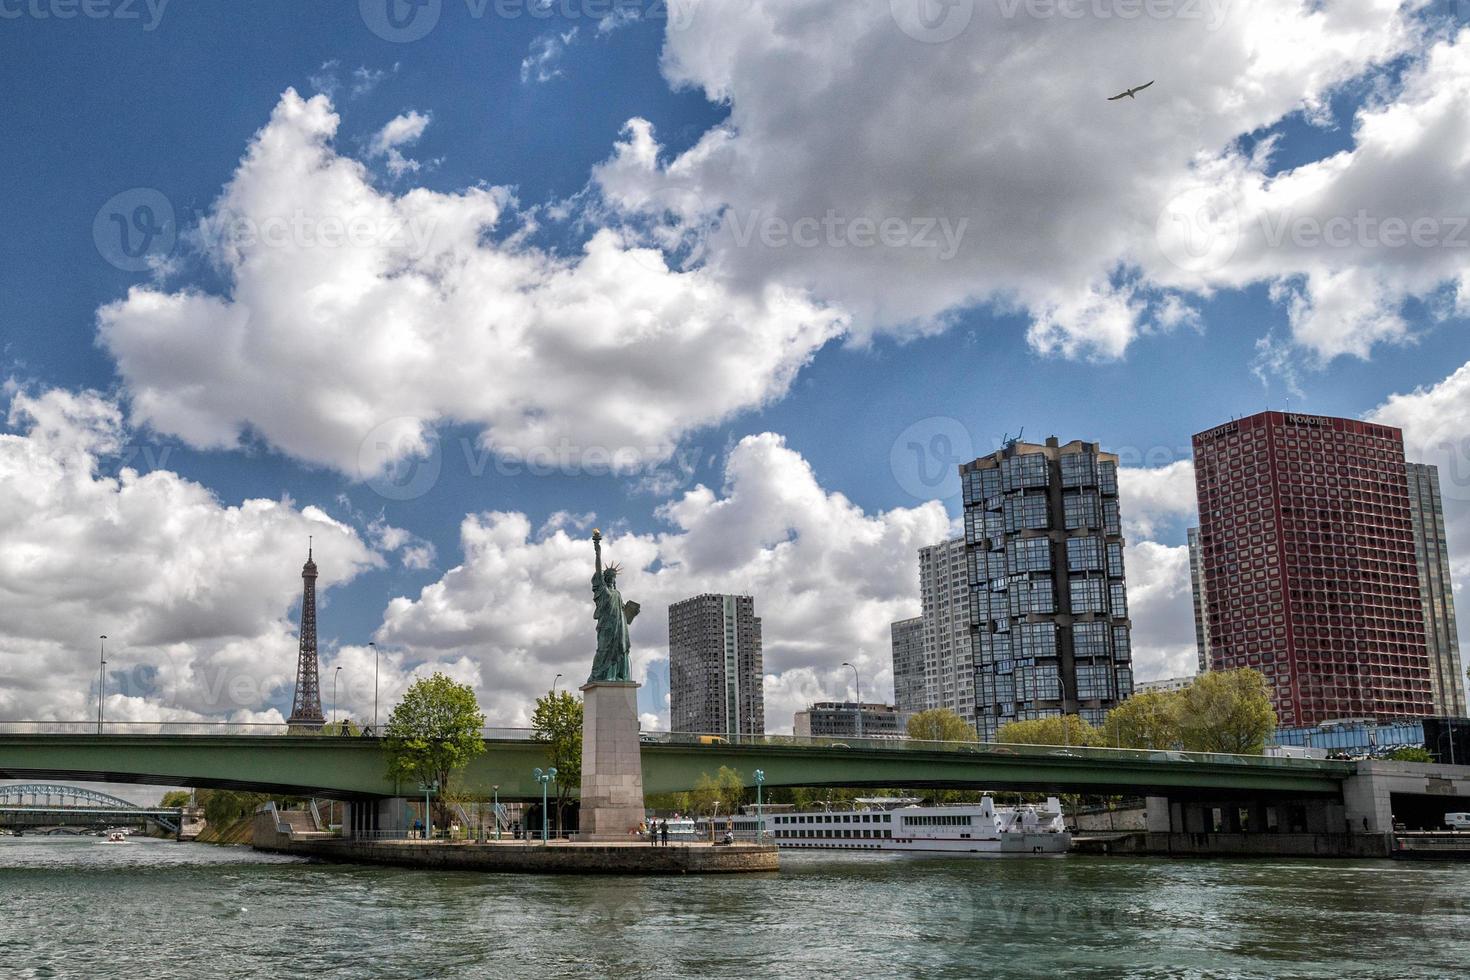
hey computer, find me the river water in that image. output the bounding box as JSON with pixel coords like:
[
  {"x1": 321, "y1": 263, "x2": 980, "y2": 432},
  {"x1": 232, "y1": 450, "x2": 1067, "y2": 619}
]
[{"x1": 1, "y1": 836, "x2": 1466, "y2": 978}]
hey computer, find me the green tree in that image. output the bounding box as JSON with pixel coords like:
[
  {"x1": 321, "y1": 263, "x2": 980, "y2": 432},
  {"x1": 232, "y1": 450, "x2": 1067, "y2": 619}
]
[
  {"x1": 384, "y1": 673, "x2": 487, "y2": 827},
  {"x1": 195, "y1": 788, "x2": 272, "y2": 827},
  {"x1": 322, "y1": 719, "x2": 361, "y2": 737},
  {"x1": 531, "y1": 690, "x2": 583, "y2": 836},
  {"x1": 907, "y1": 708, "x2": 979, "y2": 743},
  {"x1": 1175, "y1": 668, "x2": 1275, "y2": 754},
  {"x1": 1101, "y1": 690, "x2": 1182, "y2": 749},
  {"x1": 1387, "y1": 746, "x2": 1434, "y2": 763},
  {"x1": 996, "y1": 715, "x2": 1101, "y2": 747},
  {"x1": 689, "y1": 766, "x2": 745, "y2": 822},
  {"x1": 158, "y1": 790, "x2": 192, "y2": 808}
]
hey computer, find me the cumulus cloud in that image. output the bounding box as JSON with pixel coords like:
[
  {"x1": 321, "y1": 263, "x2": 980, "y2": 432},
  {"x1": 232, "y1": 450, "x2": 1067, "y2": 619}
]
[
  {"x1": 0, "y1": 387, "x2": 379, "y2": 723},
  {"x1": 1123, "y1": 541, "x2": 1200, "y2": 683},
  {"x1": 98, "y1": 89, "x2": 845, "y2": 478},
  {"x1": 375, "y1": 433, "x2": 951, "y2": 731},
  {"x1": 594, "y1": 0, "x2": 1450, "y2": 363},
  {"x1": 1119, "y1": 460, "x2": 1198, "y2": 540}
]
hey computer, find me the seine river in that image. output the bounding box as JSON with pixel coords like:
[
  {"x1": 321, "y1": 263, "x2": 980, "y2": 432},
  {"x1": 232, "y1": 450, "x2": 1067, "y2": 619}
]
[{"x1": 2, "y1": 836, "x2": 1467, "y2": 978}]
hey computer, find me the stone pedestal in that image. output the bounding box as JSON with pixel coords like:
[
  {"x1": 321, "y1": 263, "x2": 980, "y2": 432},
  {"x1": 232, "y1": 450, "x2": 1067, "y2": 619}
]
[{"x1": 577, "y1": 681, "x2": 646, "y2": 841}]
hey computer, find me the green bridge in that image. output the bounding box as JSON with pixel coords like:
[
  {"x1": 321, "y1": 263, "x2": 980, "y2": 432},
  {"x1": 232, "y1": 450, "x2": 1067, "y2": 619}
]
[{"x1": 0, "y1": 732, "x2": 1351, "y2": 801}]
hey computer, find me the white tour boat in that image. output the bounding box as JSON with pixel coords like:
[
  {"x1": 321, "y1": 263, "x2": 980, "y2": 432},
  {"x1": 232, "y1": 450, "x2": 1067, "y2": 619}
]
[{"x1": 694, "y1": 797, "x2": 1070, "y2": 856}]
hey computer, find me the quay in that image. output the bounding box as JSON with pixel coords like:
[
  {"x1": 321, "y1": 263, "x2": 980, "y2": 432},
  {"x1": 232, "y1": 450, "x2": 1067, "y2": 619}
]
[{"x1": 252, "y1": 810, "x2": 779, "y2": 875}]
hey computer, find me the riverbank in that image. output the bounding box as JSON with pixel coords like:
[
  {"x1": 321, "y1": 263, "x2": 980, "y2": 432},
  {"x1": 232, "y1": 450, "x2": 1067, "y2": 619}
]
[{"x1": 254, "y1": 811, "x2": 778, "y2": 874}]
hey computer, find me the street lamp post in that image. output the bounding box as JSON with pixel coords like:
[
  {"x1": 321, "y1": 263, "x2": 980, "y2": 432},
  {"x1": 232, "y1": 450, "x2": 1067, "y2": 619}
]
[
  {"x1": 492, "y1": 784, "x2": 501, "y2": 841},
  {"x1": 551, "y1": 673, "x2": 562, "y2": 698},
  {"x1": 754, "y1": 769, "x2": 766, "y2": 843},
  {"x1": 1058, "y1": 674, "x2": 1070, "y2": 749},
  {"x1": 369, "y1": 641, "x2": 379, "y2": 734},
  {"x1": 711, "y1": 801, "x2": 720, "y2": 843},
  {"x1": 533, "y1": 767, "x2": 557, "y2": 842},
  {"x1": 841, "y1": 661, "x2": 862, "y2": 739},
  {"x1": 333, "y1": 666, "x2": 342, "y2": 726},
  {"x1": 96, "y1": 635, "x2": 107, "y2": 734}
]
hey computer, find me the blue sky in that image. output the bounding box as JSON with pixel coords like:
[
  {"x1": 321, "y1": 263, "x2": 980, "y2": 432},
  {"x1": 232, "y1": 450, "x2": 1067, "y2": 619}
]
[{"x1": 2, "y1": 0, "x2": 1468, "y2": 730}]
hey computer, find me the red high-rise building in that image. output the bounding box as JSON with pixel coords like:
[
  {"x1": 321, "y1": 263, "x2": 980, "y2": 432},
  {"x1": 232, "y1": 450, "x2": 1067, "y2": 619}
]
[{"x1": 1192, "y1": 412, "x2": 1433, "y2": 727}]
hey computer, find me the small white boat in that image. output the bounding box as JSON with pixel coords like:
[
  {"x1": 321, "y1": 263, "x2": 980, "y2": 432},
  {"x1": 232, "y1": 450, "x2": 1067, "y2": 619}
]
[{"x1": 102, "y1": 831, "x2": 127, "y2": 843}]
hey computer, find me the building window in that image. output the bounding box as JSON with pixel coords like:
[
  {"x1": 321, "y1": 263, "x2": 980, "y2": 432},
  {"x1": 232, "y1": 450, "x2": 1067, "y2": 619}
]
[
  {"x1": 1070, "y1": 577, "x2": 1107, "y2": 614},
  {"x1": 1064, "y1": 492, "x2": 1101, "y2": 530},
  {"x1": 1067, "y1": 536, "x2": 1104, "y2": 572}
]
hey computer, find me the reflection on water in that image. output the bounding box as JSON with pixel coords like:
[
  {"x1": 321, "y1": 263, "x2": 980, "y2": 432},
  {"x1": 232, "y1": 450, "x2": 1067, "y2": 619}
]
[{"x1": 1, "y1": 837, "x2": 1466, "y2": 978}]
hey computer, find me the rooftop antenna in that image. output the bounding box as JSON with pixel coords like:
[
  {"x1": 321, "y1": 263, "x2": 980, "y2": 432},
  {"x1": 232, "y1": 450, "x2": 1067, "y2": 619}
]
[
  {"x1": 308, "y1": 534, "x2": 313, "y2": 561},
  {"x1": 1002, "y1": 427, "x2": 1025, "y2": 451}
]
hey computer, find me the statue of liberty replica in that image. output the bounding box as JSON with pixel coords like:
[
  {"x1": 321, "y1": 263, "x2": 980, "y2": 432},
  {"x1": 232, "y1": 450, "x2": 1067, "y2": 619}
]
[
  {"x1": 577, "y1": 528, "x2": 647, "y2": 839},
  {"x1": 588, "y1": 528, "x2": 640, "y2": 683}
]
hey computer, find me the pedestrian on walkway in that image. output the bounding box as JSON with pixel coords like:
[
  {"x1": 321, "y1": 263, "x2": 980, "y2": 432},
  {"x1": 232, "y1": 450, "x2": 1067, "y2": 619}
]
[{"x1": 660, "y1": 820, "x2": 669, "y2": 846}]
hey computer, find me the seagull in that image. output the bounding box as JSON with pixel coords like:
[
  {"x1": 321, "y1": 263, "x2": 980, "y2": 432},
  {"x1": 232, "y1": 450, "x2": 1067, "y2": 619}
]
[{"x1": 1107, "y1": 80, "x2": 1155, "y2": 101}]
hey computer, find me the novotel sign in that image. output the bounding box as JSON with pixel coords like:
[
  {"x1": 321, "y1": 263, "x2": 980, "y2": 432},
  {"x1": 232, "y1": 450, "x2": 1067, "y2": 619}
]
[
  {"x1": 1284, "y1": 414, "x2": 1334, "y2": 428},
  {"x1": 1196, "y1": 422, "x2": 1238, "y2": 443}
]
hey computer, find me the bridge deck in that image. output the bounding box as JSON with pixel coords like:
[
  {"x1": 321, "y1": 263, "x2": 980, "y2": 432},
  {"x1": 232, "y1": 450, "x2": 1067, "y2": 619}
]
[{"x1": 0, "y1": 733, "x2": 1352, "y2": 800}]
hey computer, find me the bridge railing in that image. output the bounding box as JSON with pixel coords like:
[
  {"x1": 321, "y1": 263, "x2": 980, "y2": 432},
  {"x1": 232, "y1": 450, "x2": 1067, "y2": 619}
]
[
  {"x1": 641, "y1": 731, "x2": 1355, "y2": 772},
  {"x1": 0, "y1": 721, "x2": 540, "y2": 739},
  {"x1": 0, "y1": 721, "x2": 1351, "y2": 772}
]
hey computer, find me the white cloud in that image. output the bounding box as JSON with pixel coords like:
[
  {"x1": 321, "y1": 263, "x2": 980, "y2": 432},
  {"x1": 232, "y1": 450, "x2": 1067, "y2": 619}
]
[
  {"x1": 367, "y1": 109, "x2": 431, "y2": 176},
  {"x1": 1119, "y1": 460, "x2": 1198, "y2": 540},
  {"x1": 0, "y1": 387, "x2": 379, "y2": 723},
  {"x1": 98, "y1": 89, "x2": 845, "y2": 478},
  {"x1": 521, "y1": 28, "x2": 578, "y2": 84},
  {"x1": 1123, "y1": 541, "x2": 1199, "y2": 683},
  {"x1": 592, "y1": 0, "x2": 1447, "y2": 363},
  {"x1": 375, "y1": 433, "x2": 951, "y2": 731}
]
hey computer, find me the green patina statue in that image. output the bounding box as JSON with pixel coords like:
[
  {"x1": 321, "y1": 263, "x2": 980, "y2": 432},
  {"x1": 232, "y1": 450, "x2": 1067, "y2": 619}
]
[{"x1": 588, "y1": 528, "x2": 639, "y2": 683}]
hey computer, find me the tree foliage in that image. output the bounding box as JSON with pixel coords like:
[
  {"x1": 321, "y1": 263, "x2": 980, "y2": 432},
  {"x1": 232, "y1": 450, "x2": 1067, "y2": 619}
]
[
  {"x1": 158, "y1": 790, "x2": 192, "y2": 808},
  {"x1": 996, "y1": 715, "x2": 1101, "y2": 747},
  {"x1": 1099, "y1": 691, "x2": 1180, "y2": 749},
  {"x1": 1387, "y1": 746, "x2": 1434, "y2": 763},
  {"x1": 531, "y1": 690, "x2": 583, "y2": 833},
  {"x1": 1175, "y1": 669, "x2": 1275, "y2": 754},
  {"x1": 689, "y1": 766, "x2": 746, "y2": 817},
  {"x1": 384, "y1": 673, "x2": 487, "y2": 803},
  {"x1": 907, "y1": 708, "x2": 978, "y2": 743}
]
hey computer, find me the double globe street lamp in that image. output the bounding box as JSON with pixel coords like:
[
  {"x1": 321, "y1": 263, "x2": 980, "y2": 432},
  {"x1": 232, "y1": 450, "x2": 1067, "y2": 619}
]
[{"x1": 533, "y1": 767, "x2": 558, "y2": 843}]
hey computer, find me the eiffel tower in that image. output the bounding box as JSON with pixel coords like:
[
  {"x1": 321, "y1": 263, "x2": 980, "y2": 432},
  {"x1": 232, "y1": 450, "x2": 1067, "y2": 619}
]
[{"x1": 287, "y1": 538, "x2": 325, "y2": 731}]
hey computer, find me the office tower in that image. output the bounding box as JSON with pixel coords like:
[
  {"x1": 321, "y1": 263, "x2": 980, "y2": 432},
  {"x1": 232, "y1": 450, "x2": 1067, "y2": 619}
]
[
  {"x1": 1192, "y1": 412, "x2": 1433, "y2": 727},
  {"x1": 794, "y1": 702, "x2": 910, "y2": 739},
  {"x1": 287, "y1": 542, "x2": 324, "y2": 731},
  {"x1": 1188, "y1": 526, "x2": 1211, "y2": 676},
  {"x1": 1406, "y1": 463, "x2": 1467, "y2": 717},
  {"x1": 890, "y1": 616, "x2": 928, "y2": 714},
  {"x1": 919, "y1": 538, "x2": 975, "y2": 726},
  {"x1": 668, "y1": 594, "x2": 765, "y2": 736},
  {"x1": 961, "y1": 437, "x2": 1134, "y2": 741}
]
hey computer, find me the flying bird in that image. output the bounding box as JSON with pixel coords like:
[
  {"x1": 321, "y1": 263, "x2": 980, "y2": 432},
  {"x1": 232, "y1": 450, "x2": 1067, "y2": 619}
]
[{"x1": 1107, "y1": 80, "x2": 1155, "y2": 101}]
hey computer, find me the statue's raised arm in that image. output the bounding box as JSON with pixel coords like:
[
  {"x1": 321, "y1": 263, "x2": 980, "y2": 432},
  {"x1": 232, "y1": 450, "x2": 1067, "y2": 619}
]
[{"x1": 587, "y1": 528, "x2": 633, "y2": 683}]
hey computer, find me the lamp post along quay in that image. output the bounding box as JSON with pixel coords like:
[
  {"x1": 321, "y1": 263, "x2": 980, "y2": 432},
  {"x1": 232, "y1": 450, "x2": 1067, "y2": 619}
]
[{"x1": 533, "y1": 768, "x2": 557, "y2": 842}]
